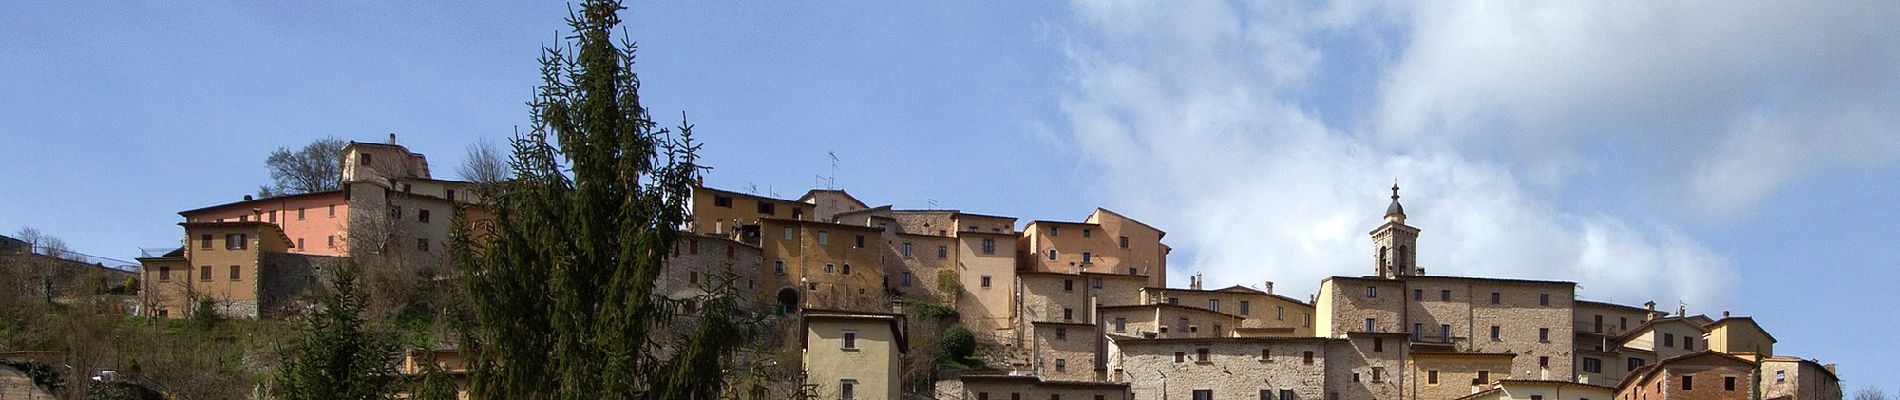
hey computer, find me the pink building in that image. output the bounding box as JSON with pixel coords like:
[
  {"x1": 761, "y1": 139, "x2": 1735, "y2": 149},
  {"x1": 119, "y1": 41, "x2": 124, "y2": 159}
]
[{"x1": 179, "y1": 191, "x2": 350, "y2": 256}]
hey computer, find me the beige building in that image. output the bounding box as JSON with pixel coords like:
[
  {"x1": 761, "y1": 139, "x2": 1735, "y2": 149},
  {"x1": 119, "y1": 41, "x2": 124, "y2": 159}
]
[
  {"x1": 139, "y1": 221, "x2": 337, "y2": 319},
  {"x1": 1456, "y1": 380, "x2": 1615, "y2": 400},
  {"x1": 937, "y1": 373, "x2": 1131, "y2": 400},
  {"x1": 1758, "y1": 355, "x2": 1842, "y2": 400},
  {"x1": 1140, "y1": 280, "x2": 1315, "y2": 336},
  {"x1": 1019, "y1": 209, "x2": 1169, "y2": 288},
  {"x1": 804, "y1": 309, "x2": 908, "y2": 400}
]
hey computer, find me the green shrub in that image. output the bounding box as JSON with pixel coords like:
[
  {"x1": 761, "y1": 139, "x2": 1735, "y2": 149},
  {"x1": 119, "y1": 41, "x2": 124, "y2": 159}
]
[{"x1": 939, "y1": 327, "x2": 975, "y2": 361}]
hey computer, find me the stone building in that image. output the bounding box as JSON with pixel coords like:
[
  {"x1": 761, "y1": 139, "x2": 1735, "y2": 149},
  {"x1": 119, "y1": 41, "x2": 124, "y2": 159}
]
[
  {"x1": 1758, "y1": 355, "x2": 1842, "y2": 400},
  {"x1": 1458, "y1": 380, "x2": 1615, "y2": 400},
  {"x1": 1614, "y1": 351, "x2": 1755, "y2": 400}
]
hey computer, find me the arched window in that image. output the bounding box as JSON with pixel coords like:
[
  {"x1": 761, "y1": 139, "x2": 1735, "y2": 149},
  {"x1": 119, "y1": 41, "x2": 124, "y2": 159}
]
[
  {"x1": 1378, "y1": 246, "x2": 1389, "y2": 274},
  {"x1": 1398, "y1": 245, "x2": 1410, "y2": 272}
]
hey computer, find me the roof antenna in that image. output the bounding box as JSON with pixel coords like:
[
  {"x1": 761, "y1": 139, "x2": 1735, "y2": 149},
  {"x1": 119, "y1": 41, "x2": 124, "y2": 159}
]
[
  {"x1": 927, "y1": 199, "x2": 940, "y2": 209},
  {"x1": 826, "y1": 151, "x2": 840, "y2": 190}
]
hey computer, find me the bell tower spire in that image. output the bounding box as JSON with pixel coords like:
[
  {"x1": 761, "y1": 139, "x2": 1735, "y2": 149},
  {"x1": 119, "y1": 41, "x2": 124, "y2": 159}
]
[{"x1": 1372, "y1": 180, "x2": 1420, "y2": 278}]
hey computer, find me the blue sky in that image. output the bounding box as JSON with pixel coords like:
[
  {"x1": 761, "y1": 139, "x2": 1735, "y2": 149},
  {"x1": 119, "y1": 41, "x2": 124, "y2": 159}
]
[{"x1": 3, "y1": 1, "x2": 1897, "y2": 392}]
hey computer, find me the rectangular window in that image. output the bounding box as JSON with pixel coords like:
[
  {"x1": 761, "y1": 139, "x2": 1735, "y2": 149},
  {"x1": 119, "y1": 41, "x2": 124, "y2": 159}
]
[
  {"x1": 1063, "y1": 308, "x2": 1074, "y2": 320},
  {"x1": 1175, "y1": 352, "x2": 1185, "y2": 363},
  {"x1": 825, "y1": 263, "x2": 835, "y2": 275},
  {"x1": 817, "y1": 232, "x2": 829, "y2": 245},
  {"x1": 225, "y1": 234, "x2": 248, "y2": 250},
  {"x1": 840, "y1": 379, "x2": 856, "y2": 400},
  {"x1": 297, "y1": 208, "x2": 306, "y2": 220},
  {"x1": 1279, "y1": 390, "x2": 1292, "y2": 400},
  {"x1": 1114, "y1": 318, "x2": 1127, "y2": 332},
  {"x1": 980, "y1": 276, "x2": 992, "y2": 288},
  {"x1": 1048, "y1": 249, "x2": 1057, "y2": 260},
  {"x1": 1366, "y1": 286, "x2": 1377, "y2": 298},
  {"x1": 1428, "y1": 370, "x2": 1439, "y2": 384},
  {"x1": 1372, "y1": 368, "x2": 1383, "y2": 382},
  {"x1": 1414, "y1": 289, "x2": 1422, "y2": 300},
  {"x1": 1056, "y1": 328, "x2": 1068, "y2": 340},
  {"x1": 1540, "y1": 356, "x2": 1550, "y2": 368},
  {"x1": 1540, "y1": 293, "x2": 1550, "y2": 305},
  {"x1": 360, "y1": 153, "x2": 372, "y2": 165},
  {"x1": 446, "y1": 189, "x2": 456, "y2": 202},
  {"x1": 229, "y1": 265, "x2": 241, "y2": 280},
  {"x1": 1491, "y1": 292, "x2": 1501, "y2": 304},
  {"x1": 1490, "y1": 325, "x2": 1500, "y2": 340},
  {"x1": 1685, "y1": 338, "x2": 1694, "y2": 350},
  {"x1": 1093, "y1": 278, "x2": 1104, "y2": 289},
  {"x1": 1051, "y1": 226, "x2": 1060, "y2": 236},
  {"x1": 1169, "y1": 297, "x2": 1179, "y2": 304},
  {"x1": 1477, "y1": 371, "x2": 1490, "y2": 384},
  {"x1": 902, "y1": 242, "x2": 913, "y2": 257},
  {"x1": 1209, "y1": 299, "x2": 1220, "y2": 312},
  {"x1": 1725, "y1": 376, "x2": 1737, "y2": 391},
  {"x1": 774, "y1": 260, "x2": 786, "y2": 276},
  {"x1": 1260, "y1": 348, "x2": 1271, "y2": 361},
  {"x1": 418, "y1": 209, "x2": 431, "y2": 223},
  {"x1": 1413, "y1": 323, "x2": 1423, "y2": 342},
  {"x1": 200, "y1": 234, "x2": 213, "y2": 249},
  {"x1": 1364, "y1": 318, "x2": 1376, "y2": 332},
  {"x1": 1192, "y1": 390, "x2": 1212, "y2": 400},
  {"x1": 1064, "y1": 279, "x2": 1075, "y2": 291},
  {"x1": 1260, "y1": 390, "x2": 1271, "y2": 400},
  {"x1": 1681, "y1": 375, "x2": 1693, "y2": 390},
  {"x1": 1119, "y1": 236, "x2": 1130, "y2": 248},
  {"x1": 1630, "y1": 358, "x2": 1646, "y2": 372},
  {"x1": 757, "y1": 202, "x2": 775, "y2": 215},
  {"x1": 689, "y1": 239, "x2": 700, "y2": 254},
  {"x1": 1583, "y1": 358, "x2": 1602, "y2": 373},
  {"x1": 1055, "y1": 359, "x2": 1066, "y2": 372},
  {"x1": 328, "y1": 204, "x2": 336, "y2": 217},
  {"x1": 1302, "y1": 351, "x2": 1314, "y2": 364},
  {"x1": 939, "y1": 245, "x2": 948, "y2": 259},
  {"x1": 296, "y1": 238, "x2": 303, "y2": 249},
  {"x1": 784, "y1": 227, "x2": 795, "y2": 240},
  {"x1": 1082, "y1": 229, "x2": 1092, "y2": 238},
  {"x1": 854, "y1": 235, "x2": 865, "y2": 248},
  {"x1": 1196, "y1": 348, "x2": 1209, "y2": 362},
  {"x1": 843, "y1": 330, "x2": 858, "y2": 349},
  {"x1": 159, "y1": 266, "x2": 171, "y2": 281},
  {"x1": 1441, "y1": 290, "x2": 1451, "y2": 301},
  {"x1": 1539, "y1": 328, "x2": 1549, "y2": 342},
  {"x1": 901, "y1": 272, "x2": 912, "y2": 287},
  {"x1": 713, "y1": 196, "x2": 732, "y2": 207},
  {"x1": 200, "y1": 265, "x2": 212, "y2": 281},
  {"x1": 1373, "y1": 338, "x2": 1383, "y2": 352},
  {"x1": 1240, "y1": 301, "x2": 1250, "y2": 315},
  {"x1": 982, "y1": 239, "x2": 996, "y2": 254},
  {"x1": 1081, "y1": 251, "x2": 1092, "y2": 263},
  {"x1": 1276, "y1": 306, "x2": 1285, "y2": 320},
  {"x1": 1664, "y1": 333, "x2": 1675, "y2": 347},
  {"x1": 327, "y1": 235, "x2": 335, "y2": 247},
  {"x1": 417, "y1": 238, "x2": 430, "y2": 251}
]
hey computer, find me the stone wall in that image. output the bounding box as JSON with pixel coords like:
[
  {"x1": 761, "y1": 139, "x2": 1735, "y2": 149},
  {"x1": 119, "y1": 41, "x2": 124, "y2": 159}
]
[
  {"x1": 664, "y1": 235, "x2": 765, "y2": 309},
  {"x1": 258, "y1": 253, "x2": 343, "y2": 319},
  {"x1": 1107, "y1": 337, "x2": 1334, "y2": 400},
  {"x1": 1031, "y1": 321, "x2": 1101, "y2": 381},
  {"x1": 1405, "y1": 353, "x2": 1515, "y2": 400}
]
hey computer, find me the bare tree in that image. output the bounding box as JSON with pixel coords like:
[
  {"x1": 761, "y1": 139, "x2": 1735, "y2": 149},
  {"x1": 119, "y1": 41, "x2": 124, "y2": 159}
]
[
  {"x1": 14, "y1": 227, "x2": 73, "y2": 259},
  {"x1": 1857, "y1": 387, "x2": 1890, "y2": 400},
  {"x1": 456, "y1": 137, "x2": 511, "y2": 185},
  {"x1": 261, "y1": 136, "x2": 347, "y2": 197}
]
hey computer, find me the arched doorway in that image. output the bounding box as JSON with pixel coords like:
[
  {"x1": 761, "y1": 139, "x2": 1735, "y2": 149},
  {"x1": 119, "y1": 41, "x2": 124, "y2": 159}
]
[{"x1": 776, "y1": 287, "x2": 800, "y2": 314}]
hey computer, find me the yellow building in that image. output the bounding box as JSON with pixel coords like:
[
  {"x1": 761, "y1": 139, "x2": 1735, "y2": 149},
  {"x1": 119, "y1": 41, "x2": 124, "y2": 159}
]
[{"x1": 804, "y1": 309, "x2": 908, "y2": 400}]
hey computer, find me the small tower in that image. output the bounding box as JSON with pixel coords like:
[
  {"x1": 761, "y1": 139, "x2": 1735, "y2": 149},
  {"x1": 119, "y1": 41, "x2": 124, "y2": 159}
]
[{"x1": 1371, "y1": 182, "x2": 1421, "y2": 279}]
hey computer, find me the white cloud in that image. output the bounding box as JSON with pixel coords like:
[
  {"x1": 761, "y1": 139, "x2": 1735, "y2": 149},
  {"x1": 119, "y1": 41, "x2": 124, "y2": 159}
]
[{"x1": 1040, "y1": 1, "x2": 1900, "y2": 311}]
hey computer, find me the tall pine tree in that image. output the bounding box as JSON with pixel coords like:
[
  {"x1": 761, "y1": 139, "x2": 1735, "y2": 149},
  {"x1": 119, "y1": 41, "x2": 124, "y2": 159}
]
[
  {"x1": 454, "y1": 1, "x2": 762, "y2": 398},
  {"x1": 273, "y1": 265, "x2": 399, "y2": 400}
]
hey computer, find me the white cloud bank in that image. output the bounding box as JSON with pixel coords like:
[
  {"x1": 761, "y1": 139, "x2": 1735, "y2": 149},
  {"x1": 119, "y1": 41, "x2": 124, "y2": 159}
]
[{"x1": 1054, "y1": 1, "x2": 1900, "y2": 311}]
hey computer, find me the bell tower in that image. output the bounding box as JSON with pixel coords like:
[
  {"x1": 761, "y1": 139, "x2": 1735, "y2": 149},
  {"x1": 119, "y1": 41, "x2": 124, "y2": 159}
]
[{"x1": 1371, "y1": 182, "x2": 1420, "y2": 279}]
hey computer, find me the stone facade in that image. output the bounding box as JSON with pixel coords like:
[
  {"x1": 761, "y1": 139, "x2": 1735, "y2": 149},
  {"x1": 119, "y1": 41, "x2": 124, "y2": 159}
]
[
  {"x1": 666, "y1": 235, "x2": 765, "y2": 309},
  {"x1": 1615, "y1": 352, "x2": 1755, "y2": 400},
  {"x1": 1760, "y1": 357, "x2": 1843, "y2": 400},
  {"x1": 1106, "y1": 337, "x2": 1335, "y2": 400},
  {"x1": 1140, "y1": 285, "x2": 1315, "y2": 335},
  {"x1": 1032, "y1": 321, "x2": 1102, "y2": 381},
  {"x1": 1097, "y1": 304, "x2": 1244, "y2": 339},
  {"x1": 939, "y1": 374, "x2": 1131, "y2": 400}
]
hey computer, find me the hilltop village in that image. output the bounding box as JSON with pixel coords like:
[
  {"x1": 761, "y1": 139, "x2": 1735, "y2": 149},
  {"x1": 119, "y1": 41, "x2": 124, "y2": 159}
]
[{"x1": 4, "y1": 137, "x2": 1842, "y2": 400}]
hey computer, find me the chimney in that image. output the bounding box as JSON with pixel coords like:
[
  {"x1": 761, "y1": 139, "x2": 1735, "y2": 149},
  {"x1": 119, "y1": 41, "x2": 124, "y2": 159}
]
[
  {"x1": 1644, "y1": 301, "x2": 1657, "y2": 321},
  {"x1": 1189, "y1": 273, "x2": 1202, "y2": 290},
  {"x1": 1677, "y1": 303, "x2": 1686, "y2": 317},
  {"x1": 243, "y1": 195, "x2": 254, "y2": 201},
  {"x1": 389, "y1": 133, "x2": 398, "y2": 144},
  {"x1": 1722, "y1": 311, "x2": 1730, "y2": 318},
  {"x1": 1265, "y1": 281, "x2": 1275, "y2": 295}
]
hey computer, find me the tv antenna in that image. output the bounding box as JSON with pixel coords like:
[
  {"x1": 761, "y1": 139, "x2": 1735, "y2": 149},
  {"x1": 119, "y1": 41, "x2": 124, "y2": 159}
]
[{"x1": 816, "y1": 151, "x2": 840, "y2": 190}]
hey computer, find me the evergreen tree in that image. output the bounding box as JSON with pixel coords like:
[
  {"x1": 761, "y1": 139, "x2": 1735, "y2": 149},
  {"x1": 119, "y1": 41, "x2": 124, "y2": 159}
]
[
  {"x1": 454, "y1": 0, "x2": 760, "y2": 398},
  {"x1": 274, "y1": 266, "x2": 398, "y2": 400}
]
